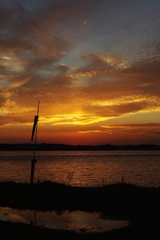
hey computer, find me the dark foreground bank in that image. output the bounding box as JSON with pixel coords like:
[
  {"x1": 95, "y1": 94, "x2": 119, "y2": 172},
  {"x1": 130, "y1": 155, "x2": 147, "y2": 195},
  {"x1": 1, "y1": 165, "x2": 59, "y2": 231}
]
[{"x1": 0, "y1": 182, "x2": 160, "y2": 239}]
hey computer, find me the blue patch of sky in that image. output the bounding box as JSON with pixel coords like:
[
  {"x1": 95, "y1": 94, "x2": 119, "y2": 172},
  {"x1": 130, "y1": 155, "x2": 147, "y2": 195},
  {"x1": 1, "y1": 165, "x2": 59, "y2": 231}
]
[
  {"x1": 0, "y1": 29, "x2": 13, "y2": 39},
  {"x1": 59, "y1": 0, "x2": 160, "y2": 69},
  {"x1": 17, "y1": 0, "x2": 65, "y2": 15},
  {"x1": 36, "y1": 67, "x2": 59, "y2": 78},
  {"x1": 20, "y1": 0, "x2": 160, "y2": 74},
  {"x1": 0, "y1": 79, "x2": 10, "y2": 87},
  {"x1": 57, "y1": 50, "x2": 86, "y2": 71},
  {"x1": 16, "y1": 0, "x2": 45, "y2": 12}
]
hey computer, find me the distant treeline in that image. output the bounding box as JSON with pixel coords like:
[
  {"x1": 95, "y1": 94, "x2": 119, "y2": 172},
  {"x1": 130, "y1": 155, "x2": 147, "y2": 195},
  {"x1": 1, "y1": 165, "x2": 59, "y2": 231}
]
[{"x1": 0, "y1": 143, "x2": 160, "y2": 151}]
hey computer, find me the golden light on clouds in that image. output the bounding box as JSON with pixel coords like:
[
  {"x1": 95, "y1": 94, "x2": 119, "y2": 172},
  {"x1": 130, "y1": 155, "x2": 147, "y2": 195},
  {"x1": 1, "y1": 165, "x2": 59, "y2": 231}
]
[
  {"x1": 40, "y1": 114, "x2": 109, "y2": 126},
  {"x1": 0, "y1": 0, "x2": 160, "y2": 144}
]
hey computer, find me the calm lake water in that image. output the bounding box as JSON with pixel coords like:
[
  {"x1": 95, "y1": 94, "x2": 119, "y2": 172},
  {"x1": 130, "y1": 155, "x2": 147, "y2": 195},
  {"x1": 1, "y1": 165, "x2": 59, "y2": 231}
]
[
  {"x1": 0, "y1": 150, "x2": 160, "y2": 187},
  {"x1": 0, "y1": 207, "x2": 128, "y2": 233}
]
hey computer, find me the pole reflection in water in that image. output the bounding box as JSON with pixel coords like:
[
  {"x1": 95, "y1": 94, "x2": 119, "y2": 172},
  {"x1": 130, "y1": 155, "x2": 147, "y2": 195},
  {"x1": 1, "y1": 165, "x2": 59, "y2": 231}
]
[
  {"x1": 31, "y1": 210, "x2": 36, "y2": 225},
  {"x1": 0, "y1": 207, "x2": 128, "y2": 233}
]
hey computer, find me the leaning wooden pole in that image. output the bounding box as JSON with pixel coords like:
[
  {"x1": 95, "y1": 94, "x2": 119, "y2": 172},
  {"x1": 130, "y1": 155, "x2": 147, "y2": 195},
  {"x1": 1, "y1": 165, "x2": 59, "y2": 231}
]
[{"x1": 30, "y1": 101, "x2": 40, "y2": 184}]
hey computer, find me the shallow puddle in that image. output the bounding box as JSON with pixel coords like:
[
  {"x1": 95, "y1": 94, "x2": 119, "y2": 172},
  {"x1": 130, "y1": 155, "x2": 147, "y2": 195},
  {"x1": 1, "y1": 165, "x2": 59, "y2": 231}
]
[{"x1": 0, "y1": 207, "x2": 128, "y2": 233}]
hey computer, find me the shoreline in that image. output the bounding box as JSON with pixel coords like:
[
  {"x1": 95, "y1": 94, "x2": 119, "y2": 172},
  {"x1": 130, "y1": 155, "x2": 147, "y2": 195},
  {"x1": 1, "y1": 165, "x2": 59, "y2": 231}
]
[
  {"x1": 0, "y1": 143, "x2": 160, "y2": 151},
  {"x1": 0, "y1": 181, "x2": 160, "y2": 239},
  {"x1": 0, "y1": 181, "x2": 159, "y2": 217}
]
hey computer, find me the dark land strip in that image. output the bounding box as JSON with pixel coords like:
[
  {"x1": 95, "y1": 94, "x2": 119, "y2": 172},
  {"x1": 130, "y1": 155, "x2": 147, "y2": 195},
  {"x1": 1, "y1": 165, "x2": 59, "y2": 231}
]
[
  {"x1": 0, "y1": 143, "x2": 160, "y2": 151},
  {"x1": 0, "y1": 182, "x2": 160, "y2": 239}
]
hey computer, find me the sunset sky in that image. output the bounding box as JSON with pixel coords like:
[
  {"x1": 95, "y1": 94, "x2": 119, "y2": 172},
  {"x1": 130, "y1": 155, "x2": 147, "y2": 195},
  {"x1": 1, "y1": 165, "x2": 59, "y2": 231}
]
[{"x1": 0, "y1": 0, "x2": 160, "y2": 145}]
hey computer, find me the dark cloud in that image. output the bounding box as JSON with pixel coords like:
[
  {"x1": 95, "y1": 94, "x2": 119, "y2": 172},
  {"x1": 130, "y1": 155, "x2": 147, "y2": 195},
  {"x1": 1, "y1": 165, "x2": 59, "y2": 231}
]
[
  {"x1": 82, "y1": 101, "x2": 154, "y2": 118},
  {"x1": 0, "y1": 0, "x2": 78, "y2": 88},
  {"x1": 0, "y1": 114, "x2": 33, "y2": 126}
]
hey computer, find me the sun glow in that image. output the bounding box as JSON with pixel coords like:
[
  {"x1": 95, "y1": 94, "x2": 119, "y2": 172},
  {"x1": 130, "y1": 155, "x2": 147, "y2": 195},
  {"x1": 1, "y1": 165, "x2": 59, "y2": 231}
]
[{"x1": 40, "y1": 114, "x2": 109, "y2": 126}]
